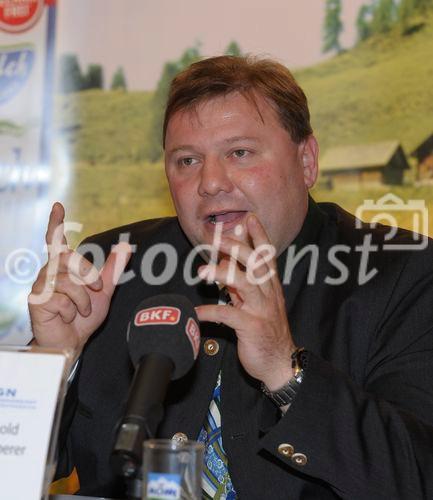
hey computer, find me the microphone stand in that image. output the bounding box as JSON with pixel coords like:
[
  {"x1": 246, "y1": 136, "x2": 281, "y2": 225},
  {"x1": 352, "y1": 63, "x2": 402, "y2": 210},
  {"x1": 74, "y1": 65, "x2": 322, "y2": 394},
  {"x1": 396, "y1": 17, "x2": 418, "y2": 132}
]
[{"x1": 110, "y1": 353, "x2": 174, "y2": 500}]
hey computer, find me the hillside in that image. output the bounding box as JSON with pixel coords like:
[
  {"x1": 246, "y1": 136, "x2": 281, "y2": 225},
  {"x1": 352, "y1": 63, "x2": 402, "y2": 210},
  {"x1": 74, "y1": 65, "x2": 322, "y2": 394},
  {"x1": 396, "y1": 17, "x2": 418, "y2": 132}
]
[
  {"x1": 58, "y1": 14, "x2": 433, "y2": 242},
  {"x1": 295, "y1": 10, "x2": 433, "y2": 156},
  {"x1": 55, "y1": 89, "x2": 153, "y2": 164},
  {"x1": 57, "y1": 11, "x2": 433, "y2": 165}
]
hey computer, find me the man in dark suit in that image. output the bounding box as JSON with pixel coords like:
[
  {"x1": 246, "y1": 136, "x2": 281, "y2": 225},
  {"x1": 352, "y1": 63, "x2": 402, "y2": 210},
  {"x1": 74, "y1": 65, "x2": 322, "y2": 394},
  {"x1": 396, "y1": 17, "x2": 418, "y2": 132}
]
[{"x1": 29, "y1": 56, "x2": 433, "y2": 499}]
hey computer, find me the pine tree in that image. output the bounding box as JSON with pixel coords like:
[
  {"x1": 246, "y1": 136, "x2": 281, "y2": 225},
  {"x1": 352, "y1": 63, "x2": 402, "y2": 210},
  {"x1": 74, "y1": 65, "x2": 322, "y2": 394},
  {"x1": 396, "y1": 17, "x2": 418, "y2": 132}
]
[
  {"x1": 371, "y1": 0, "x2": 396, "y2": 34},
  {"x1": 322, "y1": 0, "x2": 343, "y2": 53},
  {"x1": 111, "y1": 67, "x2": 127, "y2": 90},
  {"x1": 398, "y1": 0, "x2": 415, "y2": 32},
  {"x1": 225, "y1": 40, "x2": 242, "y2": 56},
  {"x1": 83, "y1": 64, "x2": 104, "y2": 90},
  {"x1": 356, "y1": 4, "x2": 373, "y2": 41},
  {"x1": 58, "y1": 54, "x2": 83, "y2": 93}
]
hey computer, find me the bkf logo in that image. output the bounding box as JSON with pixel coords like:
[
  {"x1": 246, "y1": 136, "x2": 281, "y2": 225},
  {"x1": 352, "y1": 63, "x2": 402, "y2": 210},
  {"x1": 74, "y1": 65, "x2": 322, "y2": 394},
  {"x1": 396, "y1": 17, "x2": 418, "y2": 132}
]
[
  {"x1": 0, "y1": 0, "x2": 44, "y2": 33},
  {"x1": 134, "y1": 306, "x2": 181, "y2": 327},
  {"x1": 185, "y1": 317, "x2": 200, "y2": 359},
  {"x1": 0, "y1": 44, "x2": 35, "y2": 104}
]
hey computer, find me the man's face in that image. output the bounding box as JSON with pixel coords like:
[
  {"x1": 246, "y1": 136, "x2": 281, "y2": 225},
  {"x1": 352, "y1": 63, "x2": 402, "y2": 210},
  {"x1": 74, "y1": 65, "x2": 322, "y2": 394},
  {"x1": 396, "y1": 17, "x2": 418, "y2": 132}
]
[{"x1": 164, "y1": 91, "x2": 318, "y2": 255}]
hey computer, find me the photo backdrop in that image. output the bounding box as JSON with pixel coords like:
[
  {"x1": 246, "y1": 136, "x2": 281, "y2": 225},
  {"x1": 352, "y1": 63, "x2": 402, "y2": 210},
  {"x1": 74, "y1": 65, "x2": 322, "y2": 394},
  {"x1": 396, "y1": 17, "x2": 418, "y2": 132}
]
[{"x1": 1, "y1": 0, "x2": 433, "y2": 343}]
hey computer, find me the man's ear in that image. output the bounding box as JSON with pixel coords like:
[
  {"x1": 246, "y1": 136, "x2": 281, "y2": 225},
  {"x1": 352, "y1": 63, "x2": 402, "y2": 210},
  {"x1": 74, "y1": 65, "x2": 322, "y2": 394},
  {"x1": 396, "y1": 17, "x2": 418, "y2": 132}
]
[{"x1": 300, "y1": 135, "x2": 319, "y2": 188}]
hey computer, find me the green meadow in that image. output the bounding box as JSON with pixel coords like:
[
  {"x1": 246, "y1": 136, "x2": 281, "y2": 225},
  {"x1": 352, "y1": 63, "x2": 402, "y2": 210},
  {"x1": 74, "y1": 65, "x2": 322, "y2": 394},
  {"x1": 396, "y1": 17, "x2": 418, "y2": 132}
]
[
  {"x1": 295, "y1": 19, "x2": 433, "y2": 156},
  {"x1": 60, "y1": 11, "x2": 433, "y2": 247},
  {"x1": 64, "y1": 162, "x2": 174, "y2": 247}
]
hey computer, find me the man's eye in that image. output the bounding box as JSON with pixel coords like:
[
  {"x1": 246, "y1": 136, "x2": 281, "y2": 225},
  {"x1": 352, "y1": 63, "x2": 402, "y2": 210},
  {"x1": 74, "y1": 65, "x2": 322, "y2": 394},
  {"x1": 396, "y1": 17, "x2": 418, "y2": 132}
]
[
  {"x1": 232, "y1": 149, "x2": 248, "y2": 158},
  {"x1": 178, "y1": 157, "x2": 197, "y2": 167}
]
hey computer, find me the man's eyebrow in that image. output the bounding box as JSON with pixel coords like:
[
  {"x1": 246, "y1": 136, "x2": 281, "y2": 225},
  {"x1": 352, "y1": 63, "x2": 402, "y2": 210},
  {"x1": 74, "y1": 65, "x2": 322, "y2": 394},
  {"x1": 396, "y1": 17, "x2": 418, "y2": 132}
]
[
  {"x1": 167, "y1": 137, "x2": 259, "y2": 155},
  {"x1": 166, "y1": 145, "x2": 196, "y2": 155},
  {"x1": 223, "y1": 136, "x2": 260, "y2": 144}
]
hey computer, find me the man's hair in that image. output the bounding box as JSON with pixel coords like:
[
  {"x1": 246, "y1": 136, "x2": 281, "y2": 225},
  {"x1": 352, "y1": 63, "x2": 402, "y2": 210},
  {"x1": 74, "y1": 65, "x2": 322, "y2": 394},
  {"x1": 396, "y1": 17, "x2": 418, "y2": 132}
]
[{"x1": 163, "y1": 55, "x2": 313, "y2": 147}]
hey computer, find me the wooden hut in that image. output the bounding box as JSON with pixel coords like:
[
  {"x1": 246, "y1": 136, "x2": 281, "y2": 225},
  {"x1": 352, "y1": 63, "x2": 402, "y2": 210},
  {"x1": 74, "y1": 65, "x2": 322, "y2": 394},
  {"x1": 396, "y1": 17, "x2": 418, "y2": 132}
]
[
  {"x1": 410, "y1": 133, "x2": 433, "y2": 181},
  {"x1": 320, "y1": 141, "x2": 409, "y2": 189}
]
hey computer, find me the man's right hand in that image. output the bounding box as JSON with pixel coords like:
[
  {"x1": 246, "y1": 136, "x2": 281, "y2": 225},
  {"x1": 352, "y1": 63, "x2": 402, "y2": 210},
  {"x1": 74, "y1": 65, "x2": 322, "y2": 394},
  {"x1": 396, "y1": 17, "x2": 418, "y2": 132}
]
[{"x1": 28, "y1": 202, "x2": 131, "y2": 360}]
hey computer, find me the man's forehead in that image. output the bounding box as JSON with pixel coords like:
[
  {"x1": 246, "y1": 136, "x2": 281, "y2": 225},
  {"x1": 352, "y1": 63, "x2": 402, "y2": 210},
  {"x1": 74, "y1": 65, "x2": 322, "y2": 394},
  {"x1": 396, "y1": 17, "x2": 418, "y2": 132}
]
[
  {"x1": 166, "y1": 91, "x2": 278, "y2": 135},
  {"x1": 189, "y1": 91, "x2": 269, "y2": 118}
]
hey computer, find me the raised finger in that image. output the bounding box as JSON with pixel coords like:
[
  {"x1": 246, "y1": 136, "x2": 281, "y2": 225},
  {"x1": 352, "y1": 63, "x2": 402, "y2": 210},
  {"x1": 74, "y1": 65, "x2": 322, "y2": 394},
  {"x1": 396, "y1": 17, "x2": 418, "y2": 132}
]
[
  {"x1": 45, "y1": 203, "x2": 68, "y2": 257},
  {"x1": 246, "y1": 214, "x2": 277, "y2": 272},
  {"x1": 217, "y1": 235, "x2": 275, "y2": 270},
  {"x1": 216, "y1": 236, "x2": 276, "y2": 286},
  {"x1": 198, "y1": 261, "x2": 254, "y2": 294},
  {"x1": 215, "y1": 236, "x2": 253, "y2": 267},
  {"x1": 246, "y1": 213, "x2": 271, "y2": 246},
  {"x1": 65, "y1": 251, "x2": 103, "y2": 289}
]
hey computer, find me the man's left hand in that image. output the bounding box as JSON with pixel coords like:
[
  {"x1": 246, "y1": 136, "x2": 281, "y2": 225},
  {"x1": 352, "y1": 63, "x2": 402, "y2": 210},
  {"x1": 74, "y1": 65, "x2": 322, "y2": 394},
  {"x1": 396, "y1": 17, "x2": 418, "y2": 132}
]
[{"x1": 195, "y1": 214, "x2": 297, "y2": 390}]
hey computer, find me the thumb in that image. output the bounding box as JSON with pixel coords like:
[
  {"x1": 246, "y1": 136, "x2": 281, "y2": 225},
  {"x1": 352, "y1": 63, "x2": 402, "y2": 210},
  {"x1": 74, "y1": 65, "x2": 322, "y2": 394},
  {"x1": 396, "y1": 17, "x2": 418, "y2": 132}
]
[{"x1": 100, "y1": 242, "x2": 132, "y2": 297}]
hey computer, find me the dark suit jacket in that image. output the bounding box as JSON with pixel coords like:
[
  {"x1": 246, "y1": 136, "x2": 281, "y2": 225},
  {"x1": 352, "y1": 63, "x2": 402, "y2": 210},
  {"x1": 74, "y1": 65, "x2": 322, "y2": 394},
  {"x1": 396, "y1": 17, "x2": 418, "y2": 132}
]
[{"x1": 58, "y1": 199, "x2": 433, "y2": 499}]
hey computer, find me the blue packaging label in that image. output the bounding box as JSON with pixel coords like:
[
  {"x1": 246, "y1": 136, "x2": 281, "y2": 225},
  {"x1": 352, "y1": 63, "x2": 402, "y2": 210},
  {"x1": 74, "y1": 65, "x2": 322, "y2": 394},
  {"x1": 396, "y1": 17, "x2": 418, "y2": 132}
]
[{"x1": 0, "y1": 44, "x2": 35, "y2": 105}]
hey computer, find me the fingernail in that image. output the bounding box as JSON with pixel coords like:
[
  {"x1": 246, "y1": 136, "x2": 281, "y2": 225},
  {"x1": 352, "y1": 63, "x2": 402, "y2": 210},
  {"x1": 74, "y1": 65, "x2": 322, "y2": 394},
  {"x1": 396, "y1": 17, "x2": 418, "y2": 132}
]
[{"x1": 248, "y1": 213, "x2": 257, "y2": 225}]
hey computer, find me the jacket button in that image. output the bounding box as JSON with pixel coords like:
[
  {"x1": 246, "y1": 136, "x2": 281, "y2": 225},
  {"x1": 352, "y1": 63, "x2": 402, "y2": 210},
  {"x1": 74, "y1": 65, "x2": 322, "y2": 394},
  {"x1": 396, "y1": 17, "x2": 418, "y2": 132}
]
[
  {"x1": 204, "y1": 339, "x2": 219, "y2": 356},
  {"x1": 291, "y1": 452, "x2": 307, "y2": 466},
  {"x1": 277, "y1": 443, "x2": 294, "y2": 457},
  {"x1": 172, "y1": 432, "x2": 188, "y2": 443}
]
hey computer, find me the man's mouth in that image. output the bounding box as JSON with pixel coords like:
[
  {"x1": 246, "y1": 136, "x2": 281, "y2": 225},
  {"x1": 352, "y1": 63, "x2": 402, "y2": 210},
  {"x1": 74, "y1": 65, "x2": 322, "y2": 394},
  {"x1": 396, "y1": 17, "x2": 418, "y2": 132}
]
[{"x1": 207, "y1": 211, "x2": 247, "y2": 224}]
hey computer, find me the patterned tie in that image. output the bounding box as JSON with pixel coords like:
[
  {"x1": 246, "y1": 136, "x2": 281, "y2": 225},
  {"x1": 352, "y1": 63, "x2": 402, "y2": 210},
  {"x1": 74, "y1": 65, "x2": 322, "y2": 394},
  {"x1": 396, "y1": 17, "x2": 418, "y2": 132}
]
[{"x1": 197, "y1": 372, "x2": 237, "y2": 499}]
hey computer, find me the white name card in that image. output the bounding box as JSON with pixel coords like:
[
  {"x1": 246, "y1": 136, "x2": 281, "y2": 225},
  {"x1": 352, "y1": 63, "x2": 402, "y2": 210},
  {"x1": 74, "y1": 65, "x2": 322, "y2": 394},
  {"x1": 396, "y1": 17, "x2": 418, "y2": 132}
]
[{"x1": 0, "y1": 347, "x2": 69, "y2": 500}]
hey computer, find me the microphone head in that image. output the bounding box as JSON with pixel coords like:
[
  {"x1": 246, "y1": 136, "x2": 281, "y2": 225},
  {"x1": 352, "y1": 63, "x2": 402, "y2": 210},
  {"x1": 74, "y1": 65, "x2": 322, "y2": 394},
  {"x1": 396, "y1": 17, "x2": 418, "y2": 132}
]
[{"x1": 127, "y1": 294, "x2": 201, "y2": 380}]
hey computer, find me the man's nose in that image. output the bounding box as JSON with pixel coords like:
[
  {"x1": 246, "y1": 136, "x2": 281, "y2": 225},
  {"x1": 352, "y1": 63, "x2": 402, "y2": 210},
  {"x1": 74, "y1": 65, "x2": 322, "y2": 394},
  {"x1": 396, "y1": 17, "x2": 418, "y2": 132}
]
[{"x1": 198, "y1": 158, "x2": 234, "y2": 197}]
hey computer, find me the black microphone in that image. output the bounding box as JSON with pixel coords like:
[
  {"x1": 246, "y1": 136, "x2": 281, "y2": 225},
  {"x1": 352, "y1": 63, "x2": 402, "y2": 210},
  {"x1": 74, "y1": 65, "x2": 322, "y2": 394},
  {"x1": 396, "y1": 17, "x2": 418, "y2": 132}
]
[{"x1": 110, "y1": 294, "x2": 201, "y2": 479}]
